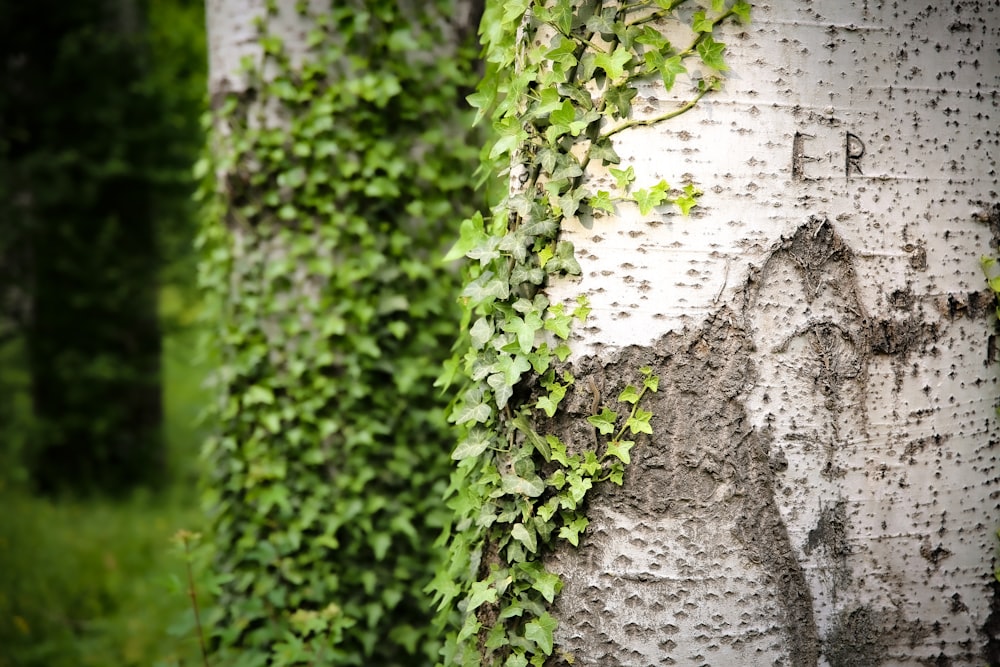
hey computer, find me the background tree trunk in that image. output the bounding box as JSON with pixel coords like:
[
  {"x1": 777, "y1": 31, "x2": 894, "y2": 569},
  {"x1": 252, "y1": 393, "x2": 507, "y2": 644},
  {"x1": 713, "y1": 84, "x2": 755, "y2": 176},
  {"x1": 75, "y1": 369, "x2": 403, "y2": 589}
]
[
  {"x1": 202, "y1": 0, "x2": 481, "y2": 662},
  {"x1": 543, "y1": 1, "x2": 1000, "y2": 664}
]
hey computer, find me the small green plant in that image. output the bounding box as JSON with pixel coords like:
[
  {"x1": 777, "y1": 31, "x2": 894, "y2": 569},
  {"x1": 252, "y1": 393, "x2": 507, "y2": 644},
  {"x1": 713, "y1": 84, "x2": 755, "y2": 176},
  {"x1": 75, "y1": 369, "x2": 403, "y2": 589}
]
[
  {"x1": 0, "y1": 493, "x2": 208, "y2": 667},
  {"x1": 172, "y1": 530, "x2": 210, "y2": 667}
]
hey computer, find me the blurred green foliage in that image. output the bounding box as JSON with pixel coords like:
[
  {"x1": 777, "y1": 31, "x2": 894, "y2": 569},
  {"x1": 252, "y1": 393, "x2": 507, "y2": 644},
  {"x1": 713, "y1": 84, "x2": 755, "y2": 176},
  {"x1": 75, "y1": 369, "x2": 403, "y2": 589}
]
[
  {"x1": 0, "y1": 0, "x2": 213, "y2": 664},
  {"x1": 197, "y1": 2, "x2": 481, "y2": 664},
  {"x1": 0, "y1": 492, "x2": 209, "y2": 667},
  {"x1": 0, "y1": 0, "x2": 206, "y2": 495},
  {"x1": 0, "y1": 314, "x2": 214, "y2": 666}
]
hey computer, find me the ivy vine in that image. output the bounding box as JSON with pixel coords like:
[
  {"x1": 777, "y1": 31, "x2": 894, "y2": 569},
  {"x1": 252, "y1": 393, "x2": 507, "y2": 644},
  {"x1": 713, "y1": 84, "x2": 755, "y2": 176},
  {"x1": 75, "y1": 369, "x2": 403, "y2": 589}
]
[
  {"x1": 429, "y1": 1, "x2": 749, "y2": 665},
  {"x1": 196, "y1": 2, "x2": 479, "y2": 664}
]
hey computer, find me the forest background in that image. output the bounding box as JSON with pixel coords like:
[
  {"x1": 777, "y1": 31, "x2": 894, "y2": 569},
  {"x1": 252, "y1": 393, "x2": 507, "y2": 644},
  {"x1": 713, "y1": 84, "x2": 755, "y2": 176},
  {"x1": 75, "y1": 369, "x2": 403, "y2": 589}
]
[{"x1": 0, "y1": 1, "x2": 216, "y2": 664}]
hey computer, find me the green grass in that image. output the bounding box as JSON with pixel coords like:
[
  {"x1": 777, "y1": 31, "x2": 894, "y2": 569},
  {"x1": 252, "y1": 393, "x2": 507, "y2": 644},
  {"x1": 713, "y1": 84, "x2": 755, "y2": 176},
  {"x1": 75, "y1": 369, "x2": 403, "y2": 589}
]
[
  {"x1": 0, "y1": 287, "x2": 215, "y2": 667},
  {"x1": 0, "y1": 493, "x2": 209, "y2": 667}
]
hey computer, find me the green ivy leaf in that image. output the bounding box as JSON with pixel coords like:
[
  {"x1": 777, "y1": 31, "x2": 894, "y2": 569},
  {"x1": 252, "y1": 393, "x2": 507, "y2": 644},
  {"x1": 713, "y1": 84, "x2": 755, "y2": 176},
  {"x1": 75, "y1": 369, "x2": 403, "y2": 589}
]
[
  {"x1": 594, "y1": 45, "x2": 632, "y2": 81},
  {"x1": 543, "y1": 304, "x2": 573, "y2": 339},
  {"x1": 524, "y1": 613, "x2": 557, "y2": 656},
  {"x1": 587, "y1": 407, "x2": 617, "y2": 434},
  {"x1": 697, "y1": 35, "x2": 728, "y2": 71},
  {"x1": 589, "y1": 190, "x2": 616, "y2": 214},
  {"x1": 558, "y1": 515, "x2": 590, "y2": 546},
  {"x1": 505, "y1": 652, "x2": 529, "y2": 667},
  {"x1": 467, "y1": 236, "x2": 502, "y2": 266},
  {"x1": 503, "y1": 312, "x2": 544, "y2": 355},
  {"x1": 243, "y1": 385, "x2": 275, "y2": 406},
  {"x1": 512, "y1": 413, "x2": 552, "y2": 461},
  {"x1": 470, "y1": 317, "x2": 494, "y2": 350},
  {"x1": 531, "y1": 569, "x2": 562, "y2": 603},
  {"x1": 658, "y1": 55, "x2": 687, "y2": 91},
  {"x1": 562, "y1": 473, "x2": 592, "y2": 508},
  {"x1": 511, "y1": 523, "x2": 538, "y2": 553},
  {"x1": 604, "y1": 84, "x2": 638, "y2": 119},
  {"x1": 587, "y1": 140, "x2": 620, "y2": 165},
  {"x1": 461, "y1": 270, "x2": 510, "y2": 305},
  {"x1": 609, "y1": 461, "x2": 625, "y2": 485},
  {"x1": 609, "y1": 165, "x2": 635, "y2": 190},
  {"x1": 617, "y1": 385, "x2": 641, "y2": 404},
  {"x1": 692, "y1": 10, "x2": 714, "y2": 32},
  {"x1": 635, "y1": 25, "x2": 668, "y2": 50},
  {"x1": 533, "y1": 148, "x2": 557, "y2": 177},
  {"x1": 544, "y1": 241, "x2": 581, "y2": 276},
  {"x1": 548, "y1": 435, "x2": 570, "y2": 466},
  {"x1": 634, "y1": 180, "x2": 670, "y2": 215},
  {"x1": 451, "y1": 400, "x2": 491, "y2": 425},
  {"x1": 676, "y1": 183, "x2": 703, "y2": 216},
  {"x1": 500, "y1": 0, "x2": 530, "y2": 25},
  {"x1": 533, "y1": 86, "x2": 565, "y2": 118},
  {"x1": 501, "y1": 473, "x2": 546, "y2": 498},
  {"x1": 536, "y1": 384, "x2": 566, "y2": 418},
  {"x1": 551, "y1": 161, "x2": 583, "y2": 181},
  {"x1": 549, "y1": 99, "x2": 576, "y2": 128},
  {"x1": 626, "y1": 408, "x2": 653, "y2": 435},
  {"x1": 584, "y1": 13, "x2": 614, "y2": 36},
  {"x1": 551, "y1": 0, "x2": 573, "y2": 34},
  {"x1": 485, "y1": 621, "x2": 510, "y2": 650},
  {"x1": 495, "y1": 352, "x2": 532, "y2": 386},
  {"x1": 491, "y1": 118, "x2": 530, "y2": 159},
  {"x1": 733, "y1": 0, "x2": 752, "y2": 23},
  {"x1": 488, "y1": 372, "x2": 514, "y2": 410},
  {"x1": 452, "y1": 428, "x2": 492, "y2": 460},
  {"x1": 371, "y1": 532, "x2": 392, "y2": 561},
  {"x1": 605, "y1": 440, "x2": 635, "y2": 464},
  {"x1": 467, "y1": 580, "x2": 498, "y2": 612}
]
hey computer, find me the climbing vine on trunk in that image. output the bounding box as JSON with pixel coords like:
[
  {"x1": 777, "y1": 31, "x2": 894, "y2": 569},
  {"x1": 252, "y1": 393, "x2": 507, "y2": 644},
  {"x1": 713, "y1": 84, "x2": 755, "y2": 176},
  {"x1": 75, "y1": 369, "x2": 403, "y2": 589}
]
[
  {"x1": 429, "y1": 1, "x2": 749, "y2": 665},
  {"x1": 197, "y1": 2, "x2": 480, "y2": 664}
]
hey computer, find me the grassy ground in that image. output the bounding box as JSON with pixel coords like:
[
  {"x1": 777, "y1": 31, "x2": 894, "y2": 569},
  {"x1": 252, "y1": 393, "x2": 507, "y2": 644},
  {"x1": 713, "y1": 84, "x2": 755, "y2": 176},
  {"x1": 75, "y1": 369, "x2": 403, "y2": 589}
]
[{"x1": 0, "y1": 293, "x2": 214, "y2": 667}]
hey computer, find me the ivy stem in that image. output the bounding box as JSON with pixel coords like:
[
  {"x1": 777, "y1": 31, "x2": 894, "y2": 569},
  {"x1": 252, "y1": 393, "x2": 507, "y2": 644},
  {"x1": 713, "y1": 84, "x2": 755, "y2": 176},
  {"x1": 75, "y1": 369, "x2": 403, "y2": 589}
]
[
  {"x1": 625, "y1": 0, "x2": 693, "y2": 27},
  {"x1": 600, "y1": 86, "x2": 709, "y2": 139},
  {"x1": 612, "y1": 385, "x2": 649, "y2": 444},
  {"x1": 543, "y1": 20, "x2": 606, "y2": 54}
]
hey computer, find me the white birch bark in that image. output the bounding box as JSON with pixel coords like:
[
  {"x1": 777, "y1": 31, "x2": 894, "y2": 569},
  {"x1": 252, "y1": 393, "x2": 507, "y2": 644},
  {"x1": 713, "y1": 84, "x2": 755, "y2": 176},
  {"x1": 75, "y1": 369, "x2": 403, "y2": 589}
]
[
  {"x1": 206, "y1": 0, "x2": 324, "y2": 98},
  {"x1": 546, "y1": 1, "x2": 1000, "y2": 664}
]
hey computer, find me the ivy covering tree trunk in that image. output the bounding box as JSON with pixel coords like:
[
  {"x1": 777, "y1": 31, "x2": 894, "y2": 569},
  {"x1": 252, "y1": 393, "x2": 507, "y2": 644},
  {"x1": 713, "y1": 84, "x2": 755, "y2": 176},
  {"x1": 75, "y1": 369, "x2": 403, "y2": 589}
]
[
  {"x1": 0, "y1": 0, "x2": 171, "y2": 495},
  {"x1": 436, "y1": 0, "x2": 1000, "y2": 665},
  {"x1": 199, "y1": 0, "x2": 481, "y2": 664}
]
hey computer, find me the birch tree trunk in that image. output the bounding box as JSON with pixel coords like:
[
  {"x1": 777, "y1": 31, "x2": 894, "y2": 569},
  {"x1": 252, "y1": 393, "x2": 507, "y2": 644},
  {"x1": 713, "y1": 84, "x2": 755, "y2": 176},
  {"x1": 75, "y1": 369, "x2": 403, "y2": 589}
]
[{"x1": 541, "y1": 1, "x2": 1000, "y2": 664}]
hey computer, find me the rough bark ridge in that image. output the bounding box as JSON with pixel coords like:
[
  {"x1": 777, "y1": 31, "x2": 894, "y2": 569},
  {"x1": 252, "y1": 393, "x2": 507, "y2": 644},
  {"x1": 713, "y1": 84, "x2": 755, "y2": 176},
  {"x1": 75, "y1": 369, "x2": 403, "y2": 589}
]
[{"x1": 549, "y1": 307, "x2": 819, "y2": 666}]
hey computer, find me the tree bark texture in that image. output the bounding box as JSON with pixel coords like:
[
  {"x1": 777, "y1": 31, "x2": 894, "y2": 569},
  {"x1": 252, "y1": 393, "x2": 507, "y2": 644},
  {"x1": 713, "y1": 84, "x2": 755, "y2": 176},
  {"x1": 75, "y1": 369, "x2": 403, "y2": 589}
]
[{"x1": 543, "y1": 1, "x2": 1000, "y2": 664}]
